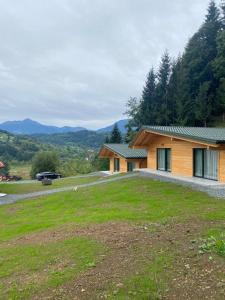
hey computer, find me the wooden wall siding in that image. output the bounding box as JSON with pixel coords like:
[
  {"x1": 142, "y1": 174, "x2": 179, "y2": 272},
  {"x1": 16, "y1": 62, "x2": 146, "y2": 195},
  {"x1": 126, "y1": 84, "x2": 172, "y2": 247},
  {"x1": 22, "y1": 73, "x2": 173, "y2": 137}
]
[
  {"x1": 109, "y1": 155, "x2": 147, "y2": 172},
  {"x1": 219, "y1": 150, "x2": 225, "y2": 182},
  {"x1": 147, "y1": 136, "x2": 209, "y2": 177},
  {"x1": 109, "y1": 158, "x2": 114, "y2": 172},
  {"x1": 140, "y1": 159, "x2": 147, "y2": 168}
]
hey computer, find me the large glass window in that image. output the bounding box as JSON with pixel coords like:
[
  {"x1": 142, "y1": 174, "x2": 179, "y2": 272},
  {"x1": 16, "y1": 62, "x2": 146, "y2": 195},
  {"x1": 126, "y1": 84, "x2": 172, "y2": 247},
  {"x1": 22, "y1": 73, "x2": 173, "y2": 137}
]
[
  {"x1": 193, "y1": 149, "x2": 218, "y2": 180},
  {"x1": 157, "y1": 149, "x2": 171, "y2": 172}
]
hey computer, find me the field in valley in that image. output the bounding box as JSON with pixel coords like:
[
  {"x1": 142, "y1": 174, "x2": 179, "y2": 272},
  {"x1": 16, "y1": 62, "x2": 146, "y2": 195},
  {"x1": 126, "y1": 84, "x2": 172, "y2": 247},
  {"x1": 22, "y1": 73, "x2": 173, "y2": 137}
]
[
  {"x1": 10, "y1": 163, "x2": 32, "y2": 180},
  {"x1": 0, "y1": 177, "x2": 224, "y2": 299}
]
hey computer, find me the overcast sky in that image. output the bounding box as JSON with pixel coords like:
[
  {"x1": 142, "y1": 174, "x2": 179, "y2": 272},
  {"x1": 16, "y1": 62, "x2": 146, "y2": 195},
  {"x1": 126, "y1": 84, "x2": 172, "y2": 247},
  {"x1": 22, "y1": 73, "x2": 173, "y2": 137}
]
[{"x1": 0, "y1": 0, "x2": 219, "y2": 129}]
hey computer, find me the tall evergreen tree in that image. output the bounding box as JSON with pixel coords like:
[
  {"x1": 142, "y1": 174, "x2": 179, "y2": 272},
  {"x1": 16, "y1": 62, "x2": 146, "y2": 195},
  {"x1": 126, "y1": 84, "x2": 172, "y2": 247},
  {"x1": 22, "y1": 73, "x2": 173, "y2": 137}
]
[
  {"x1": 155, "y1": 51, "x2": 171, "y2": 125},
  {"x1": 138, "y1": 68, "x2": 156, "y2": 126},
  {"x1": 105, "y1": 135, "x2": 110, "y2": 143},
  {"x1": 215, "y1": 78, "x2": 225, "y2": 121},
  {"x1": 125, "y1": 97, "x2": 142, "y2": 128},
  {"x1": 124, "y1": 123, "x2": 136, "y2": 143},
  {"x1": 195, "y1": 81, "x2": 212, "y2": 126},
  {"x1": 125, "y1": 1, "x2": 225, "y2": 128},
  {"x1": 213, "y1": 2, "x2": 225, "y2": 120},
  {"x1": 177, "y1": 0, "x2": 222, "y2": 125},
  {"x1": 110, "y1": 123, "x2": 122, "y2": 143},
  {"x1": 167, "y1": 57, "x2": 182, "y2": 124}
]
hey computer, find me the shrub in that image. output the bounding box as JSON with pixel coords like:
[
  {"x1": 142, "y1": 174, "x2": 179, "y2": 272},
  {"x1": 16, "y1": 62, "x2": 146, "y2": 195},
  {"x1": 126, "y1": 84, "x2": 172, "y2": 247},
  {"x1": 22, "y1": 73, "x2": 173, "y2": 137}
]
[
  {"x1": 30, "y1": 151, "x2": 59, "y2": 179},
  {"x1": 59, "y1": 159, "x2": 93, "y2": 177}
]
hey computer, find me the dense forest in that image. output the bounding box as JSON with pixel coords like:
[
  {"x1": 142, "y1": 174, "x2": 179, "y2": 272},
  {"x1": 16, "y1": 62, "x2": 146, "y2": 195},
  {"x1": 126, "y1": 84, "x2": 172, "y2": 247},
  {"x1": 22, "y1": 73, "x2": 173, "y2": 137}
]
[
  {"x1": 0, "y1": 129, "x2": 109, "y2": 176},
  {"x1": 32, "y1": 130, "x2": 106, "y2": 148},
  {"x1": 126, "y1": 1, "x2": 225, "y2": 128},
  {"x1": 0, "y1": 129, "x2": 104, "y2": 162}
]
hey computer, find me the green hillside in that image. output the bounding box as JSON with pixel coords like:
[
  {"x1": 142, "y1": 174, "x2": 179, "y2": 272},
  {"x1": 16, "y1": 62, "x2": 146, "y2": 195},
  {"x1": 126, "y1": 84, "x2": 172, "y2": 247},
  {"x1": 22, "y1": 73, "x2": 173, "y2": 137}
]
[
  {"x1": 0, "y1": 130, "x2": 90, "y2": 163},
  {"x1": 32, "y1": 130, "x2": 107, "y2": 148}
]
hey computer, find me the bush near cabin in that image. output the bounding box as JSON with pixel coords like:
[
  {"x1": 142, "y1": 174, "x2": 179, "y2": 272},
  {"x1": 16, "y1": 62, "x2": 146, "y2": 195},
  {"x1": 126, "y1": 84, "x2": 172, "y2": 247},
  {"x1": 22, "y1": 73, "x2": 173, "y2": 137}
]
[{"x1": 30, "y1": 151, "x2": 60, "y2": 179}]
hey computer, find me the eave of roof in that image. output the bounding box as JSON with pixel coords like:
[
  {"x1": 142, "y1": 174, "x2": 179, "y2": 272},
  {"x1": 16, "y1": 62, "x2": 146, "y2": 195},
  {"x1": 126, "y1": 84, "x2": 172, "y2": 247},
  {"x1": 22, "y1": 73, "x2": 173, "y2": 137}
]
[
  {"x1": 99, "y1": 143, "x2": 147, "y2": 159},
  {"x1": 130, "y1": 126, "x2": 225, "y2": 147}
]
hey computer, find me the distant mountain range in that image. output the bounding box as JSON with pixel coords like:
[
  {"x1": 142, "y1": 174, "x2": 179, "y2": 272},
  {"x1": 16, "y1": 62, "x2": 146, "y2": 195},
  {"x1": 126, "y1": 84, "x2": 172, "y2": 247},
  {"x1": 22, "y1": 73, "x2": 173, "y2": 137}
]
[
  {"x1": 97, "y1": 119, "x2": 128, "y2": 134},
  {"x1": 0, "y1": 118, "x2": 128, "y2": 135},
  {"x1": 0, "y1": 119, "x2": 85, "y2": 135}
]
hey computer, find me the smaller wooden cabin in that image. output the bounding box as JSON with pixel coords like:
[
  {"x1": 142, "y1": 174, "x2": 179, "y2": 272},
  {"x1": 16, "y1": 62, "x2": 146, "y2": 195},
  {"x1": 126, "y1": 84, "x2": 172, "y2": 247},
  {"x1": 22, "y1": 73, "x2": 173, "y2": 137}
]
[{"x1": 99, "y1": 144, "x2": 147, "y2": 173}]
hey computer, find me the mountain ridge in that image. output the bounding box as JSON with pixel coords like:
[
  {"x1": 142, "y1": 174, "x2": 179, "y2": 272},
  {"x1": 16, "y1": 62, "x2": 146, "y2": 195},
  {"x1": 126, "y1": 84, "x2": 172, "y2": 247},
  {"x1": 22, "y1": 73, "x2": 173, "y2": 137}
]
[
  {"x1": 0, "y1": 118, "x2": 128, "y2": 135},
  {"x1": 0, "y1": 119, "x2": 85, "y2": 135}
]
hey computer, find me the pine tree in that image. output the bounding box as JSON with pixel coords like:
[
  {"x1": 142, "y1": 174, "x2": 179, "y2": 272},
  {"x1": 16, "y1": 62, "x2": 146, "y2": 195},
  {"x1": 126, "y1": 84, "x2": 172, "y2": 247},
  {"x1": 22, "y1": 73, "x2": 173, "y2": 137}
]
[
  {"x1": 110, "y1": 123, "x2": 122, "y2": 143},
  {"x1": 155, "y1": 51, "x2": 171, "y2": 125},
  {"x1": 125, "y1": 97, "x2": 143, "y2": 129},
  {"x1": 124, "y1": 123, "x2": 136, "y2": 143},
  {"x1": 139, "y1": 68, "x2": 156, "y2": 126},
  {"x1": 214, "y1": 0, "x2": 225, "y2": 120},
  {"x1": 124, "y1": 1, "x2": 225, "y2": 128},
  {"x1": 177, "y1": 0, "x2": 222, "y2": 124},
  {"x1": 167, "y1": 57, "x2": 182, "y2": 124},
  {"x1": 222, "y1": 0, "x2": 225, "y2": 27},
  {"x1": 195, "y1": 82, "x2": 212, "y2": 126},
  {"x1": 105, "y1": 135, "x2": 110, "y2": 143},
  {"x1": 216, "y1": 78, "x2": 225, "y2": 121}
]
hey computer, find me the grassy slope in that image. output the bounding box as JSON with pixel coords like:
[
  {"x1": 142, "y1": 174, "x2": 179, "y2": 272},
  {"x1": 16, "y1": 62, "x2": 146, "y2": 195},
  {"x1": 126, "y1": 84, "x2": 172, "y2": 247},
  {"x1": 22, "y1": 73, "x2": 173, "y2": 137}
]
[
  {"x1": 0, "y1": 238, "x2": 105, "y2": 299},
  {"x1": 0, "y1": 175, "x2": 101, "y2": 194},
  {"x1": 0, "y1": 177, "x2": 224, "y2": 299}
]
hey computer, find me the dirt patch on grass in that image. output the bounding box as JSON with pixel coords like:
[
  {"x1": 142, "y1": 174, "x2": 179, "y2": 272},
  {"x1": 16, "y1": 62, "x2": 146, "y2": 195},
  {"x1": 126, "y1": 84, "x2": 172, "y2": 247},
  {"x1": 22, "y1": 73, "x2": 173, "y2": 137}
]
[
  {"x1": 15, "y1": 219, "x2": 222, "y2": 300},
  {"x1": 2, "y1": 219, "x2": 224, "y2": 299},
  {"x1": 7, "y1": 222, "x2": 142, "y2": 247},
  {"x1": 5, "y1": 206, "x2": 21, "y2": 215},
  {"x1": 163, "y1": 223, "x2": 225, "y2": 300}
]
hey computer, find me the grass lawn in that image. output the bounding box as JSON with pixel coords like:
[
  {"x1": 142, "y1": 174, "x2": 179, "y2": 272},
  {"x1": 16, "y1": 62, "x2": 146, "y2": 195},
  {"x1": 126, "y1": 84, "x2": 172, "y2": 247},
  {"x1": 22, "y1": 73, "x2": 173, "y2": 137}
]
[
  {"x1": 0, "y1": 177, "x2": 224, "y2": 299},
  {"x1": 0, "y1": 175, "x2": 102, "y2": 194}
]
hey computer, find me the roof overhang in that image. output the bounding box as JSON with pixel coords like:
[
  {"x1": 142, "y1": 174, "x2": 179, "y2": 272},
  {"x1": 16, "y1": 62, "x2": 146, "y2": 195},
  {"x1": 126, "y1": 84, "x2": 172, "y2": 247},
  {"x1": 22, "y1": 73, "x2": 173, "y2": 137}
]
[
  {"x1": 98, "y1": 145, "x2": 123, "y2": 159},
  {"x1": 130, "y1": 128, "x2": 221, "y2": 149}
]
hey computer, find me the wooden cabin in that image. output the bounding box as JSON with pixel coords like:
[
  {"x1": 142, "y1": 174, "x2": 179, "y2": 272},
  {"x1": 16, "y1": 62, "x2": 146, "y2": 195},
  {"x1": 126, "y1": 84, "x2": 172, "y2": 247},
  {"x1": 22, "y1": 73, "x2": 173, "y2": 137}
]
[
  {"x1": 99, "y1": 144, "x2": 147, "y2": 173},
  {"x1": 131, "y1": 126, "x2": 225, "y2": 182}
]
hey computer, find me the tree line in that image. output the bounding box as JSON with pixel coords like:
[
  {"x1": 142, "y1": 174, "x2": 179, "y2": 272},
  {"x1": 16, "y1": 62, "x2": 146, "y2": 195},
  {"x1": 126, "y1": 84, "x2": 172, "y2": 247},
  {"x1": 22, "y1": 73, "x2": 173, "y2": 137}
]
[{"x1": 126, "y1": 0, "x2": 225, "y2": 129}]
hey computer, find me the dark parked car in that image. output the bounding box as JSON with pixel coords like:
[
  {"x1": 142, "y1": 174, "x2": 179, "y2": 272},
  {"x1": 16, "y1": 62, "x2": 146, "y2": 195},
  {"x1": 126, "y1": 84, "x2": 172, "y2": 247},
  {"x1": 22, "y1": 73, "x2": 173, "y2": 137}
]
[{"x1": 36, "y1": 172, "x2": 62, "y2": 181}]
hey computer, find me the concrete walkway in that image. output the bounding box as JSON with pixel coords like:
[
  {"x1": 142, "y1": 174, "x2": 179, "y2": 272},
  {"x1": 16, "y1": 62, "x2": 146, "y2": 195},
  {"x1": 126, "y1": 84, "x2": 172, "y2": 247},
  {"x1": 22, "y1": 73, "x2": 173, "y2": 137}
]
[
  {"x1": 139, "y1": 169, "x2": 225, "y2": 198},
  {"x1": 0, "y1": 173, "x2": 136, "y2": 205}
]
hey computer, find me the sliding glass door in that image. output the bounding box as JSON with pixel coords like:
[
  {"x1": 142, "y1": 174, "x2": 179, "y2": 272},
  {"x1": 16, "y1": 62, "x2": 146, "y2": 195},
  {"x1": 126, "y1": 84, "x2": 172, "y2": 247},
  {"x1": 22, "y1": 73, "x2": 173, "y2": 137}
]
[
  {"x1": 127, "y1": 162, "x2": 135, "y2": 172},
  {"x1": 193, "y1": 149, "x2": 218, "y2": 180},
  {"x1": 114, "y1": 158, "x2": 120, "y2": 172},
  {"x1": 157, "y1": 149, "x2": 171, "y2": 172}
]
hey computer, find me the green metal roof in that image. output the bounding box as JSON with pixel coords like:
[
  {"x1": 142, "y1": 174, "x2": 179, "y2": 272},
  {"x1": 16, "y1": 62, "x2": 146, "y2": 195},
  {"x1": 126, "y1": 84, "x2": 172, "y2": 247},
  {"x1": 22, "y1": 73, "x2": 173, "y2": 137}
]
[
  {"x1": 142, "y1": 126, "x2": 225, "y2": 144},
  {"x1": 103, "y1": 143, "x2": 147, "y2": 159}
]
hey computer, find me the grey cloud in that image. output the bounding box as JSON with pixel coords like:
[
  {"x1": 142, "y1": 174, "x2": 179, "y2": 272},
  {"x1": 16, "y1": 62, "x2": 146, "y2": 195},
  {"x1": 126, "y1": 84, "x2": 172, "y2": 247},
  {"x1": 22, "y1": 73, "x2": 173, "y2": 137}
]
[{"x1": 0, "y1": 0, "x2": 216, "y2": 129}]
